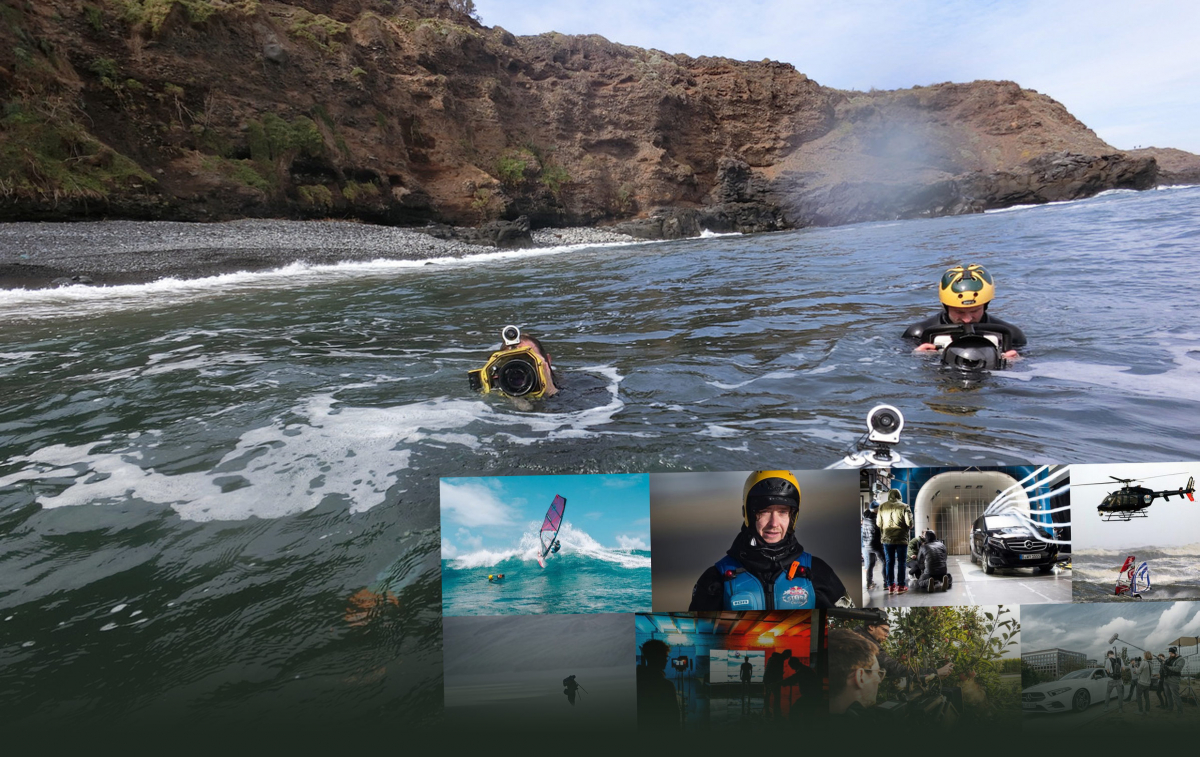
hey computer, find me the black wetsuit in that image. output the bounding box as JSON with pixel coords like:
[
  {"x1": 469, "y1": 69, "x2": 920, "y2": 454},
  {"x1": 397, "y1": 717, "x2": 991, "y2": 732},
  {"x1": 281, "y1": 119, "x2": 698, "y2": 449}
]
[
  {"x1": 903, "y1": 312, "x2": 1027, "y2": 347},
  {"x1": 688, "y1": 529, "x2": 849, "y2": 611}
]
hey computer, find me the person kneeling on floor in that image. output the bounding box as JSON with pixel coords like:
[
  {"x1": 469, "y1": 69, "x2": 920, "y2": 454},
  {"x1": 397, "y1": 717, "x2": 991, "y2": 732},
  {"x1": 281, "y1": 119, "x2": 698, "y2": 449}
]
[{"x1": 915, "y1": 529, "x2": 952, "y2": 593}]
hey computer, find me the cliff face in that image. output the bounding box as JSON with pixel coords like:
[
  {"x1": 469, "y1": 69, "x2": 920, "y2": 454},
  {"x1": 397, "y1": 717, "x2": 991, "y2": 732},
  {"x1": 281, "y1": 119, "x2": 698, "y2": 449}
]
[{"x1": 0, "y1": 0, "x2": 1192, "y2": 233}]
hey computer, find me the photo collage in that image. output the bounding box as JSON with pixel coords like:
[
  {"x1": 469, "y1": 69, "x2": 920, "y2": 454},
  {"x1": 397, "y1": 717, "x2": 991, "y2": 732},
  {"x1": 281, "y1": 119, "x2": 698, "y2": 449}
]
[{"x1": 440, "y1": 461, "x2": 1200, "y2": 731}]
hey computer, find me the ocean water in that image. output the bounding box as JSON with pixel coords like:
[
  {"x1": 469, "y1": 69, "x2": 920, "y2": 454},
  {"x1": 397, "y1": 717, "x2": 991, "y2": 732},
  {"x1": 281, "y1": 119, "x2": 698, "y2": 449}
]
[
  {"x1": 2, "y1": 186, "x2": 1199, "y2": 724},
  {"x1": 1074, "y1": 545, "x2": 1200, "y2": 602}
]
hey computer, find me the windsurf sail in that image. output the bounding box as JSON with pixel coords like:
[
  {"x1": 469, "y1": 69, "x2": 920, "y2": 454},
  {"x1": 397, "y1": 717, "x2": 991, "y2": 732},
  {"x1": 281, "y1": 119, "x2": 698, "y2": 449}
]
[{"x1": 537, "y1": 494, "x2": 567, "y2": 567}]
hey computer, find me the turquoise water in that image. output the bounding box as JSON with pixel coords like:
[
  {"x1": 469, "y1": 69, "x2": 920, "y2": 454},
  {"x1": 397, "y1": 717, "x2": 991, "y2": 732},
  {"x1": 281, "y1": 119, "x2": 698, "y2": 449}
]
[{"x1": 442, "y1": 549, "x2": 652, "y2": 616}]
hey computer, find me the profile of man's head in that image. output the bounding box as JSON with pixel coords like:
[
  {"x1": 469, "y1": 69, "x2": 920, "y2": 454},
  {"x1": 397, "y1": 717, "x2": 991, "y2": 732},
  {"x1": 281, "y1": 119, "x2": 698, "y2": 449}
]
[
  {"x1": 830, "y1": 628, "x2": 881, "y2": 709},
  {"x1": 864, "y1": 618, "x2": 891, "y2": 644},
  {"x1": 641, "y1": 639, "x2": 670, "y2": 670}
]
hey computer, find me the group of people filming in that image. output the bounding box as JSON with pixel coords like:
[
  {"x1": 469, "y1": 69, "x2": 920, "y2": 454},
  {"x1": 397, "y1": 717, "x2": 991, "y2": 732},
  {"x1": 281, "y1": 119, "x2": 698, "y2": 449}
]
[{"x1": 1103, "y1": 646, "x2": 1189, "y2": 717}]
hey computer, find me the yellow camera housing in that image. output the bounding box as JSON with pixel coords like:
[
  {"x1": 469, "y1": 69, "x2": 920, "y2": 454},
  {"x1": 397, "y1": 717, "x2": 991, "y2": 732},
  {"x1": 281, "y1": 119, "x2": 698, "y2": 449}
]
[{"x1": 468, "y1": 346, "x2": 551, "y2": 399}]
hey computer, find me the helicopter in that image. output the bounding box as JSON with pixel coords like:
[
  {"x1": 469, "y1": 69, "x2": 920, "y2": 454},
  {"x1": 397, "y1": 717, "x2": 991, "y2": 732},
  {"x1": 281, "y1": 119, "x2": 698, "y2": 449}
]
[{"x1": 1078, "y1": 474, "x2": 1195, "y2": 522}]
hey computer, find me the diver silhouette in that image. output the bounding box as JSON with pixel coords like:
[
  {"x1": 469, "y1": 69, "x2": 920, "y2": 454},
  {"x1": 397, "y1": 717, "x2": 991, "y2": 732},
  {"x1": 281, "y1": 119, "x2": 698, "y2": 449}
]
[{"x1": 563, "y1": 674, "x2": 586, "y2": 706}]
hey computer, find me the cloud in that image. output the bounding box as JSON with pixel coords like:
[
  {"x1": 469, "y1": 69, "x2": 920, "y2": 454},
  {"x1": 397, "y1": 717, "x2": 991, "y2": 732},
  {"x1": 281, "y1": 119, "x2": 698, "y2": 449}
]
[
  {"x1": 455, "y1": 527, "x2": 484, "y2": 551},
  {"x1": 441, "y1": 537, "x2": 458, "y2": 559},
  {"x1": 616, "y1": 534, "x2": 649, "y2": 551},
  {"x1": 440, "y1": 479, "x2": 514, "y2": 528},
  {"x1": 1146, "y1": 602, "x2": 1200, "y2": 651},
  {"x1": 602, "y1": 475, "x2": 643, "y2": 489},
  {"x1": 584, "y1": 511, "x2": 604, "y2": 520}
]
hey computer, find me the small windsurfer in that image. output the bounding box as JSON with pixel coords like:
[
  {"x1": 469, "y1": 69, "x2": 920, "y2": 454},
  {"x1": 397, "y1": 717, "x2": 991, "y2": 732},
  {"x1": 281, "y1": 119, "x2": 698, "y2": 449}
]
[
  {"x1": 551, "y1": 540, "x2": 561, "y2": 554},
  {"x1": 1115, "y1": 555, "x2": 1150, "y2": 598}
]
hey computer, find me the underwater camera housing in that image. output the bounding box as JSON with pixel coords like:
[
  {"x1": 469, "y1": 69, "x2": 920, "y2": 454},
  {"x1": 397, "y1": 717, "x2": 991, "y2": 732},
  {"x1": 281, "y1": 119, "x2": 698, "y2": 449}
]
[
  {"x1": 923, "y1": 323, "x2": 1015, "y2": 372},
  {"x1": 467, "y1": 326, "x2": 549, "y2": 398}
]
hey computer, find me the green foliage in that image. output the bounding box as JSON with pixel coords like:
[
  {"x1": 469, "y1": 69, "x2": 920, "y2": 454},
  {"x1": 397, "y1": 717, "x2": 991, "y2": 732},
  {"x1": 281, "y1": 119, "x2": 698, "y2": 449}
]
[
  {"x1": 1021, "y1": 661, "x2": 1053, "y2": 689},
  {"x1": 88, "y1": 57, "x2": 119, "y2": 81},
  {"x1": 615, "y1": 182, "x2": 634, "y2": 214},
  {"x1": 876, "y1": 606, "x2": 1021, "y2": 724},
  {"x1": 341, "y1": 180, "x2": 379, "y2": 202},
  {"x1": 109, "y1": 0, "x2": 258, "y2": 34},
  {"x1": 289, "y1": 9, "x2": 347, "y2": 53},
  {"x1": 494, "y1": 149, "x2": 533, "y2": 186},
  {"x1": 246, "y1": 113, "x2": 324, "y2": 163},
  {"x1": 539, "y1": 161, "x2": 570, "y2": 198},
  {"x1": 83, "y1": 4, "x2": 105, "y2": 31},
  {"x1": 448, "y1": 0, "x2": 480, "y2": 21},
  {"x1": 0, "y1": 100, "x2": 153, "y2": 200},
  {"x1": 297, "y1": 184, "x2": 333, "y2": 208},
  {"x1": 199, "y1": 154, "x2": 273, "y2": 193},
  {"x1": 494, "y1": 145, "x2": 570, "y2": 198}
]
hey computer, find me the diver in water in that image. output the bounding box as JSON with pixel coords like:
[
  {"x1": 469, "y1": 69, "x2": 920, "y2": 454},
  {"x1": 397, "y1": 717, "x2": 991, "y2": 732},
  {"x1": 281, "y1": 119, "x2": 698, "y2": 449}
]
[
  {"x1": 689, "y1": 471, "x2": 852, "y2": 611},
  {"x1": 487, "y1": 573, "x2": 505, "y2": 582},
  {"x1": 904, "y1": 263, "x2": 1026, "y2": 364},
  {"x1": 468, "y1": 325, "x2": 559, "y2": 399}
]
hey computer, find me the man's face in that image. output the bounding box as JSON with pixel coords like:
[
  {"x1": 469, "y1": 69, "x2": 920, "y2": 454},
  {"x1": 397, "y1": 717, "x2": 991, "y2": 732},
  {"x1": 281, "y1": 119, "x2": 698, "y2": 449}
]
[
  {"x1": 858, "y1": 656, "x2": 883, "y2": 706},
  {"x1": 754, "y1": 504, "x2": 792, "y2": 544},
  {"x1": 867, "y1": 624, "x2": 891, "y2": 644},
  {"x1": 947, "y1": 304, "x2": 985, "y2": 324}
]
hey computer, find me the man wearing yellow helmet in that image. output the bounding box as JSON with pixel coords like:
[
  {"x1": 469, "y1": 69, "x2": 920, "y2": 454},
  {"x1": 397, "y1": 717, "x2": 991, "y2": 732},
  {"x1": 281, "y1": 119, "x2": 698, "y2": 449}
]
[
  {"x1": 904, "y1": 264, "x2": 1025, "y2": 361},
  {"x1": 688, "y1": 471, "x2": 851, "y2": 611}
]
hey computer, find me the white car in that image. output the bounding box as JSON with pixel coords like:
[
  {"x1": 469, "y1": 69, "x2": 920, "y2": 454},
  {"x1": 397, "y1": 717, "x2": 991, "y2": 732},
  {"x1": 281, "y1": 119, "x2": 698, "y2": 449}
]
[{"x1": 1022, "y1": 668, "x2": 1112, "y2": 713}]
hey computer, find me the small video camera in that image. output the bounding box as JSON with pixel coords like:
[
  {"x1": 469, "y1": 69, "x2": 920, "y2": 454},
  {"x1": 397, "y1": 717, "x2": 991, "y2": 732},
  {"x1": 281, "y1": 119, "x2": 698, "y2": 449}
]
[{"x1": 866, "y1": 404, "x2": 904, "y2": 445}]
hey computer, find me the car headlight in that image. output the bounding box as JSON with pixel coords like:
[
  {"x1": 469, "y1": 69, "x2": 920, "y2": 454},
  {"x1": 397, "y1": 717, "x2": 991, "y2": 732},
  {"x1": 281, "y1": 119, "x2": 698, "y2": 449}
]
[{"x1": 1047, "y1": 686, "x2": 1071, "y2": 696}]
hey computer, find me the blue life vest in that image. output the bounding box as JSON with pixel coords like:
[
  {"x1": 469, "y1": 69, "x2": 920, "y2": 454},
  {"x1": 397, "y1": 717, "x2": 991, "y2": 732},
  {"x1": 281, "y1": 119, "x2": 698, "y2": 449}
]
[{"x1": 716, "y1": 552, "x2": 815, "y2": 610}]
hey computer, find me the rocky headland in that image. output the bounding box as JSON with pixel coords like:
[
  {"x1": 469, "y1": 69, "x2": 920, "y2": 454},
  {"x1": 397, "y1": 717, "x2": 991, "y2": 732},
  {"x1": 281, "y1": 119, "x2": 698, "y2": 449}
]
[{"x1": 2, "y1": 0, "x2": 1198, "y2": 246}]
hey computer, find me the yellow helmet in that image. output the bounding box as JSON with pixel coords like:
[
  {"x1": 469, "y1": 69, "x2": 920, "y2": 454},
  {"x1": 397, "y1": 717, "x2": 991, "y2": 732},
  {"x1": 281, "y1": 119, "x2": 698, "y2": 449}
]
[
  {"x1": 939, "y1": 264, "x2": 995, "y2": 308},
  {"x1": 742, "y1": 470, "x2": 801, "y2": 534}
]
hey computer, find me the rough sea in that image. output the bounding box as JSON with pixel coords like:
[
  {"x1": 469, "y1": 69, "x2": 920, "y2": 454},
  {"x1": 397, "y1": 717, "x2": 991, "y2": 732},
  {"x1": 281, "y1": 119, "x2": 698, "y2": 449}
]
[{"x1": 1, "y1": 185, "x2": 1198, "y2": 726}]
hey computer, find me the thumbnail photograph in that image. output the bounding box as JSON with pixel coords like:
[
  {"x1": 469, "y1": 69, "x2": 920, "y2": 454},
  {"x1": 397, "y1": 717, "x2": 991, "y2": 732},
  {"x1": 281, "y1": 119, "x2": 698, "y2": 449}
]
[
  {"x1": 440, "y1": 474, "x2": 651, "y2": 616},
  {"x1": 1022, "y1": 603, "x2": 1200, "y2": 731},
  {"x1": 860, "y1": 465, "x2": 1070, "y2": 607},
  {"x1": 829, "y1": 605, "x2": 1021, "y2": 727},
  {"x1": 649, "y1": 470, "x2": 860, "y2": 611},
  {"x1": 1071, "y1": 462, "x2": 1200, "y2": 603},
  {"x1": 443, "y1": 613, "x2": 635, "y2": 732},
  {"x1": 635, "y1": 611, "x2": 822, "y2": 730}
]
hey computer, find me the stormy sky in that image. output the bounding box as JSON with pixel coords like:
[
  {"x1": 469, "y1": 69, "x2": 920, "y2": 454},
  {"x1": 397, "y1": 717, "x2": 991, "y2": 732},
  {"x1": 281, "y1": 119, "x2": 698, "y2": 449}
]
[{"x1": 1024, "y1": 602, "x2": 1200, "y2": 662}]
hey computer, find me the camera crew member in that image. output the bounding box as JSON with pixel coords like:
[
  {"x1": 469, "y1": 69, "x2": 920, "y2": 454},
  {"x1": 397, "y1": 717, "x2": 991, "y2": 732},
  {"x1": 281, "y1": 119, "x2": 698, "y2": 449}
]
[{"x1": 914, "y1": 530, "x2": 951, "y2": 593}]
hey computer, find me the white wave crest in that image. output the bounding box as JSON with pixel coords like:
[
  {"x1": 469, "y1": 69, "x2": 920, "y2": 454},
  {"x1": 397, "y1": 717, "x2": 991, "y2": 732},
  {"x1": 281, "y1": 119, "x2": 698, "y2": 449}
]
[{"x1": 0, "y1": 368, "x2": 626, "y2": 522}]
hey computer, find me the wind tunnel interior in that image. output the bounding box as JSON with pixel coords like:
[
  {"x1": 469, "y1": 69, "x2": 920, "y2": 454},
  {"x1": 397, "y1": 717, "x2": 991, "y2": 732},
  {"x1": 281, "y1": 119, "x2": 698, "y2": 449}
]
[
  {"x1": 635, "y1": 611, "x2": 822, "y2": 727},
  {"x1": 868, "y1": 466, "x2": 1070, "y2": 556}
]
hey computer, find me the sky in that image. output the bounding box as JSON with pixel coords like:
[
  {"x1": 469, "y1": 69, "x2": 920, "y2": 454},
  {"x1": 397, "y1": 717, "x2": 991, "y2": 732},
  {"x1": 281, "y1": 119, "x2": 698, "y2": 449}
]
[
  {"x1": 1025, "y1": 603, "x2": 1200, "y2": 666},
  {"x1": 472, "y1": 0, "x2": 1200, "y2": 154},
  {"x1": 440, "y1": 473, "x2": 650, "y2": 557},
  {"x1": 1071, "y1": 461, "x2": 1200, "y2": 550}
]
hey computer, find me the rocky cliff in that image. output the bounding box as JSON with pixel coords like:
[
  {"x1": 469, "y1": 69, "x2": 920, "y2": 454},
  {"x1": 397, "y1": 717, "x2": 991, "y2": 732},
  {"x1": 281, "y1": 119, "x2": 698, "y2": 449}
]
[{"x1": 1, "y1": 0, "x2": 1195, "y2": 237}]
